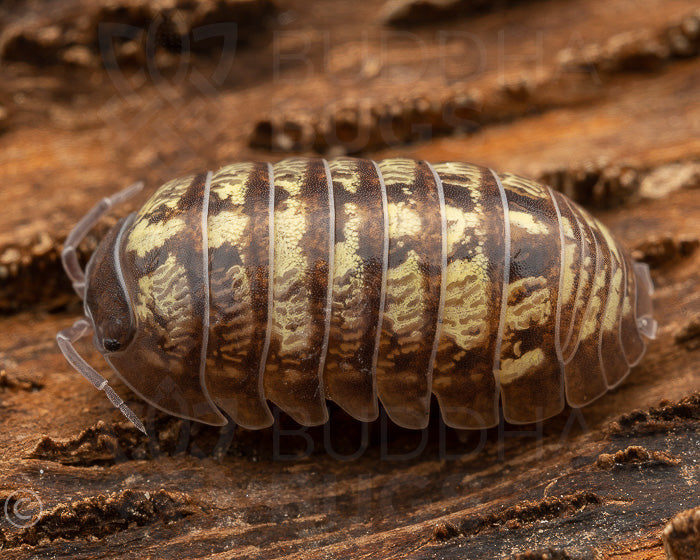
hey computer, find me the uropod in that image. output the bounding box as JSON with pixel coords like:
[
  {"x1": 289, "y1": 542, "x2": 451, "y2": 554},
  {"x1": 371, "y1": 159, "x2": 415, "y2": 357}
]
[{"x1": 57, "y1": 158, "x2": 657, "y2": 434}]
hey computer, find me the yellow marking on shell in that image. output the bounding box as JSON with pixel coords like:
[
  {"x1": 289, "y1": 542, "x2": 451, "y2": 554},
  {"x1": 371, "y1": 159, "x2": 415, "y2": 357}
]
[
  {"x1": 331, "y1": 279, "x2": 369, "y2": 345},
  {"x1": 134, "y1": 254, "x2": 196, "y2": 358},
  {"x1": 622, "y1": 268, "x2": 633, "y2": 315},
  {"x1": 383, "y1": 250, "x2": 427, "y2": 340},
  {"x1": 206, "y1": 162, "x2": 257, "y2": 371},
  {"x1": 328, "y1": 159, "x2": 362, "y2": 194},
  {"x1": 577, "y1": 212, "x2": 614, "y2": 341},
  {"x1": 209, "y1": 165, "x2": 254, "y2": 249},
  {"x1": 334, "y1": 242, "x2": 364, "y2": 283},
  {"x1": 274, "y1": 199, "x2": 306, "y2": 271},
  {"x1": 275, "y1": 158, "x2": 308, "y2": 196},
  {"x1": 500, "y1": 348, "x2": 545, "y2": 384},
  {"x1": 334, "y1": 201, "x2": 362, "y2": 278},
  {"x1": 377, "y1": 158, "x2": 419, "y2": 196},
  {"x1": 579, "y1": 270, "x2": 606, "y2": 340},
  {"x1": 209, "y1": 262, "x2": 254, "y2": 365},
  {"x1": 559, "y1": 214, "x2": 578, "y2": 312},
  {"x1": 444, "y1": 204, "x2": 483, "y2": 255},
  {"x1": 433, "y1": 166, "x2": 495, "y2": 353},
  {"x1": 441, "y1": 257, "x2": 490, "y2": 350},
  {"x1": 127, "y1": 215, "x2": 187, "y2": 257},
  {"x1": 597, "y1": 220, "x2": 625, "y2": 266},
  {"x1": 432, "y1": 161, "x2": 465, "y2": 174},
  {"x1": 505, "y1": 277, "x2": 552, "y2": 331},
  {"x1": 271, "y1": 159, "x2": 316, "y2": 356},
  {"x1": 213, "y1": 162, "x2": 256, "y2": 206},
  {"x1": 574, "y1": 254, "x2": 593, "y2": 316},
  {"x1": 599, "y1": 224, "x2": 632, "y2": 326},
  {"x1": 127, "y1": 173, "x2": 197, "y2": 257},
  {"x1": 387, "y1": 202, "x2": 423, "y2": 239},
  {"x1": 432, "y1": 161, "x2": 484, "y2": 184},
  {"x1": 331, "y1": 199, "x2": 369, "y2": 345},
  {"x1": 135, "y1": 175, "x2": 194, "y2": 219},
  {"x1": 602, "y1": 267, "x2": 623, "y2": 330},
  {"x1": 499, "y1": 172, "x2": 549, "y2": 200},
  {"x1": 208, "y1": 211, "x2": 249, "y2": 250},
  {"x1": 273, "y1": 199, "x2": 310, "y2": 355},
  {"x1": 510, "y1": 210, "x2": 550, "y2": 236}
]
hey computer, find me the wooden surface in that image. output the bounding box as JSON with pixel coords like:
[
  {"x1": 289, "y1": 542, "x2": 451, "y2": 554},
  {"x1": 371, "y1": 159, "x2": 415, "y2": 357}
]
[{"x1": 0, "y1": 0, "x2": 698, "y2": 558}]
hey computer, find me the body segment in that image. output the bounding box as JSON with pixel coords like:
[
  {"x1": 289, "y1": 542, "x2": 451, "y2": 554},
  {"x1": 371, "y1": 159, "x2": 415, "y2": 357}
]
[
  {"x1": 324, "y1": 158, "x2": 386, "y2": 422},
  {"x1": 430, "y1": 162, "x2": 507, "y2": 429},
  {"x1": 373, "y1": 159, "x2": 445, "y2": 429},
  {"x1": 495, "y1": 172, "x2": 565, "y2": 423}
]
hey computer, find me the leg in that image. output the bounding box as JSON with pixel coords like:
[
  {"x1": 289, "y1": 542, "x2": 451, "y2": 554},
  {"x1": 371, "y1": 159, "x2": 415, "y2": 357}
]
[
  {"x1": 56, "y1": 319, "x2": 147, "y2": 434},
  {"x1": 62, "y1": 181, "x2": 144, "y2": 297}
]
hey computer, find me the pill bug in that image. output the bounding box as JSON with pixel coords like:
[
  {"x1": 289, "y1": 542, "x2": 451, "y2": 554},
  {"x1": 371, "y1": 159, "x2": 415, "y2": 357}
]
[{"x1": 57, "y1": 158, "x2": 657, "y2": 434}]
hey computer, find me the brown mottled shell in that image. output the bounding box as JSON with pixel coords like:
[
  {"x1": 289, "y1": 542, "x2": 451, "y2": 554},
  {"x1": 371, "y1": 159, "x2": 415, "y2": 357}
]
[{"x1": 92, "y1": 158, "x2": 656, "y2": 430}]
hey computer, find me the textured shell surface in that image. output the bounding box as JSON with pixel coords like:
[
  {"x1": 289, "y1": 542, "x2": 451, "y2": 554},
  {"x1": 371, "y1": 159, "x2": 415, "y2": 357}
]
[{"x1": 66, "y1": 157, "x2": 657, "y2": 431}]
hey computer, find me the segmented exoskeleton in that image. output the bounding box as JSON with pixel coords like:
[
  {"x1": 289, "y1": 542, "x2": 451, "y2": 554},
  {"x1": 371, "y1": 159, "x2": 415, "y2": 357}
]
[{"x1": 57, "y1": 158, "x2": 656, "y2": 434}]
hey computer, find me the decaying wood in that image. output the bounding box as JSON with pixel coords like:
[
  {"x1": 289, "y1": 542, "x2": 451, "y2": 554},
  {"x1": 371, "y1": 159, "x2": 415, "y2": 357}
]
[
  {"x1": 664, "y1": 507, "x2": 700, "y2": 560},
  {"x1": 0, "y1": 0, "x2": 698, "y2": 558}
]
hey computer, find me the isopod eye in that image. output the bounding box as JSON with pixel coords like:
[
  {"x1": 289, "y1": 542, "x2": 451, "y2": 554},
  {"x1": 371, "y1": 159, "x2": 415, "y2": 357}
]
[{"x1": 103, "y1": 338, "x2": 121, "y2": 353}]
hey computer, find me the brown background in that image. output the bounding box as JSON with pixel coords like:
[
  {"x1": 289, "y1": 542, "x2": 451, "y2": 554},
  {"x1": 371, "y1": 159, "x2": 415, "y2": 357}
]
[{"x1": 0, "y1": 0, "x2": 698, "y2": 558}]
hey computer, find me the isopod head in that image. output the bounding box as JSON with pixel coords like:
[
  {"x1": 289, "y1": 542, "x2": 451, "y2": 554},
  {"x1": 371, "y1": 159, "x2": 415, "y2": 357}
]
[
  {"x1": 56, "y1": 182, "x2": 149, "y2": 433},
  {"x1": 83, "y1": 216, "x2": 136, "y2": 355},
  {"x1": 57, "y1": 175, "x2": 228, "y2": 433}
]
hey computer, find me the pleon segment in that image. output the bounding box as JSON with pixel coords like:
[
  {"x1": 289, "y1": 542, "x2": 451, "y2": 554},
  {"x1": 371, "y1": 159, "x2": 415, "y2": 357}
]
[
  {"x1": 596, "y1": 221, "x2": 630, "y2": 388},
  {"x1": 496, "y1": 172, "x2": 564, "y2": 424},
  {"x1": 430, "y1": 163, "x2": 506, "y2": 429},
  {"x1": 374, "y1": 158, "x2": 444, "y2": 429},
  {"x1": 113, "y1": 173, "x2": 225, "y2": 425},
  {"x1": 617, "y1": 243, "x2": 647, "y2": 366},
  {"x1": 563, "y1": 205, "x2": 612, "y2": 407},
  {"x1": 205, "y1": 162, "x2": 274, "y2": 429},
  {"x1": 263, "y1": 158, "x2": 332, "y2": 426},
  {"x1": 561, "y1": 202, "x2": 597, "y2": 362},
  {"x1": 550, "y1": 191, "x2": 583, "y2": 355},
  {"x1": 323, "y1": 158, "x2": 386, "y2": 422}
]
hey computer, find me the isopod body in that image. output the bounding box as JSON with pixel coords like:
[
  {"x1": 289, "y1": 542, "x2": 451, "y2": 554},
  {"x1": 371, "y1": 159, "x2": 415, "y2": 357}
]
[{"x1": 57, "y1": 158, "x2": 656, "y2": 433}]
